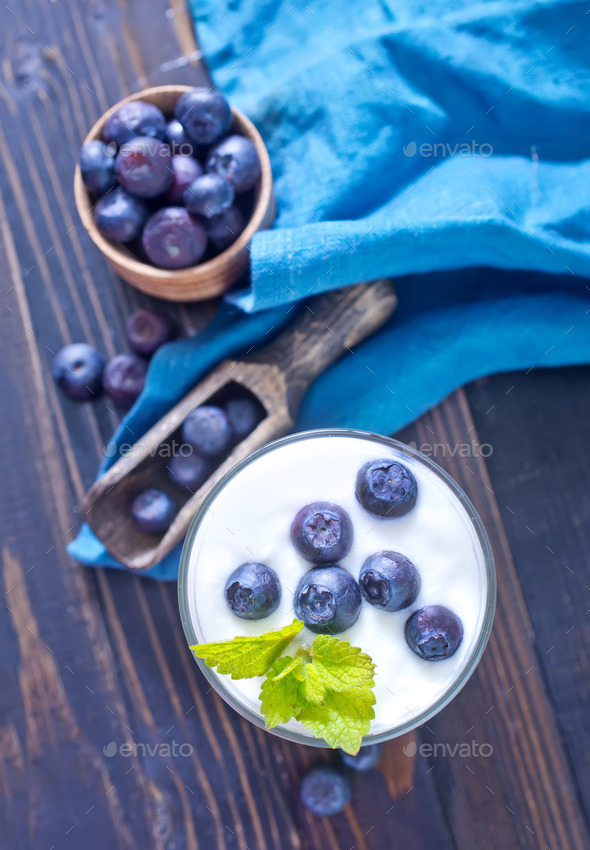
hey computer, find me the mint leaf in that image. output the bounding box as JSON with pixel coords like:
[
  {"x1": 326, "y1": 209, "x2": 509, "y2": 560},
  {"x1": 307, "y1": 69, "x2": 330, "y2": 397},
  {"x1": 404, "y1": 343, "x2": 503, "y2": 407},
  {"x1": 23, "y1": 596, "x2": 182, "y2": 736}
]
[
  {"x1": 260, "y1": 656, "x2": 304, "y2": 727},
  {"x1": 300, "y1": 688, "x2": 375, "y2": 754},
  {"x1": 191, "y1": 619, "x2": 304, "y2": 679},
  {"x1": 309, "y1": 634, "x2": 375, "y2": 694}
]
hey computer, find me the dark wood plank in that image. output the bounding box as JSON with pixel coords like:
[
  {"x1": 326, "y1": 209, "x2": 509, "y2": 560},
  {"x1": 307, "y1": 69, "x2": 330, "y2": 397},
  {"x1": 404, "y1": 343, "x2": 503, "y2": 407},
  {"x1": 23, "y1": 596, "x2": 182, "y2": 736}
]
[
  {"x1": 398, "y1": 388, "x2": 590, "y2": 849},
  {"x1": 465, "y1": 367, "x2": 590, "y2": 821}
]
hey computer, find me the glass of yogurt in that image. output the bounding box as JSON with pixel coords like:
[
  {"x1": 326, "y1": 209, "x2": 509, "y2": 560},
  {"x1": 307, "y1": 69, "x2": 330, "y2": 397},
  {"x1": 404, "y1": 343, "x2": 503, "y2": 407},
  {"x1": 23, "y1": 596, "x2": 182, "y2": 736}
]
[{"x1": 178, "y1": 429, "x2": 496, "y2": 747}]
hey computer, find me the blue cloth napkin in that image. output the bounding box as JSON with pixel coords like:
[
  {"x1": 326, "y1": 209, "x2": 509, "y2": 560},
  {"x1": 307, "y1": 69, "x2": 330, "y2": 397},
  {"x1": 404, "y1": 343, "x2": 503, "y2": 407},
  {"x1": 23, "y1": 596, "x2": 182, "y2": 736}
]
[{"x1": 68, "y1": 0, "x2": 590, "y2": 578}]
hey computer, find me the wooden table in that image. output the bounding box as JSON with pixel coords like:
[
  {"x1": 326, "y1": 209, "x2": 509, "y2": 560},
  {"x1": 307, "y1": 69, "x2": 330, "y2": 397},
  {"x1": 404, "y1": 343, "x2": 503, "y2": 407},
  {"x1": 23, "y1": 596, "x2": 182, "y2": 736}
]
[{"x1": 1, "y1": 1, "x2": 589, "y2": 848}]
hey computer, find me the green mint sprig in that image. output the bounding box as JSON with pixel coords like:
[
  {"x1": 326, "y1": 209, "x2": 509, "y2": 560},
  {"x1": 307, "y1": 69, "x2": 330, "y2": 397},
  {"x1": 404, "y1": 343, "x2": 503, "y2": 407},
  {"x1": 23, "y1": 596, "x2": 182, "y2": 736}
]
[{"x1": 192, "y1": 619, "x2": 376, "y2": 754}]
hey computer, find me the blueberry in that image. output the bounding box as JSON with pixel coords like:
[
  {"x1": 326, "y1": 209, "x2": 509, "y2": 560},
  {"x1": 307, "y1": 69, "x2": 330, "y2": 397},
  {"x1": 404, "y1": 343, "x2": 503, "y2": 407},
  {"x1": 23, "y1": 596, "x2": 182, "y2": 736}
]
[
  {"x1": 164, "y1": 155, "x2": 203, "y2": 205},
  {"x1": 355, "y1": 459, "x2": 418, "y2": 518},
  {"x1": 52, "y1": 343, "x2": 105, "y2": 401},
  {"x1": 300, "y1": 766, "x2": 351, "y2": 816},
  {"x1": 103, "y1": 100, "x2": 166, "y2": 147},
  {"x1": 340, "y1": 743, "x2": 382, "y2": 772},
  {"x1": 103, "y1": 353, "x2": 147, "y2": 408},
  {"x1": 115, "y1": 136, "x2": 173, "y2": 198},
  {"x1": 204, "y1": 206, "x2": 245, "y2": 251},
  {"x1": 95, "y1": 187, "x2": 149, "y2": 243},
  {"x1": 79, "y1": 140, "x2": 117, "y2": 196},
  {"x1": 131, "y1": 488, "x2": 176, "y2": 535},
  {"x1": 405, "y1": 605, "x2": 464, "y2": 661},
  {"x1": 182, "y1": 405, "x2": 233, "y2": 457},
  {"x1": 359, "y1": 551, "x2": 420, "y2": 612},
  {"x1": 291, "y1": 502, "x2": 353, "y2": 565},
  {"x1": 184, "y1": 173, "x2": 234, "y2": 219},
  {"x1": 164, "y1": 120, "x2": 190, "y2": 154},
  {"x1": 174, "y1": 88, "x2": 232, "y2": 146},
  {"x1": 225, "y1": 562, "x2": 281, "y2": 620},
  {"x1": 142, "y1": 207, "x2": 207, "y2": 269},
  {"x1": 294, "y1": 566, "x2": 361, "y2": 635},
  {"x1": 166, "y1": 452, "x2": 211, "y2": 491},
  {"x1": 224, "y1": 397, "x2": 264, "y2": 441},
  {"x1": 126, "y1": 308, "x2": 177, "y2": 357},
  {"x1": 206, "y1": 135, "x2": 261, "y2": 194}
]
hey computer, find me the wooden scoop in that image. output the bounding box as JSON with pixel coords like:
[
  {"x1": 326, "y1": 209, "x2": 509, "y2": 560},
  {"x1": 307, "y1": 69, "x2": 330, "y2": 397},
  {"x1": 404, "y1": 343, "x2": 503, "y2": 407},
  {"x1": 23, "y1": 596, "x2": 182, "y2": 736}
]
[{"x1": 82, "y1": 279, "x2": 397, "y2": 570}]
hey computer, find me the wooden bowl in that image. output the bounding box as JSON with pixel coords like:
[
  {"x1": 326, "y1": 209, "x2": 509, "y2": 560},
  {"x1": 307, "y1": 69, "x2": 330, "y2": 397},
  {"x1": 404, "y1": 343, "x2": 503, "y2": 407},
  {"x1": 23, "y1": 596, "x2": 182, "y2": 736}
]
[{"x1": 74, "y1": 85, "x2": 275, "y2": 301}]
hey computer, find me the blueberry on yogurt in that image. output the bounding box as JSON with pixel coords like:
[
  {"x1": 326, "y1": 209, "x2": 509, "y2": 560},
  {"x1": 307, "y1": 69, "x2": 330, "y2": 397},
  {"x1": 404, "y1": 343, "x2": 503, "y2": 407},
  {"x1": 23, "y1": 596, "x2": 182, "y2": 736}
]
[
  {"x1": 355, "y1": 459, "x2": 417, "y2": 518},
  {"x1": 291, "y1": 502, "x2": 353, "y2": 565},
  {"x1": 225, "y1": 562, "x2": 281, "y2": 620},
  {"x1": 294, "y1": 566, "x2": 361, "y2": 635},
  {"x1": 359, "y1": 551, "x2": 420, "y2": 612},
  {"x1": 405, "y1": 605, "x2": 464, "y2": 661}
]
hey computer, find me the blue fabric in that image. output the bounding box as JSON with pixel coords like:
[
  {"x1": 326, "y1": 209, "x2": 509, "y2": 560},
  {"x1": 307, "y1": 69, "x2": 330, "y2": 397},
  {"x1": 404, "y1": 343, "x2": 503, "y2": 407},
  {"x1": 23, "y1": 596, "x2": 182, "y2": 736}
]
[{"x1": 68, "y1": 0, "x2": 590, "y2": 579}]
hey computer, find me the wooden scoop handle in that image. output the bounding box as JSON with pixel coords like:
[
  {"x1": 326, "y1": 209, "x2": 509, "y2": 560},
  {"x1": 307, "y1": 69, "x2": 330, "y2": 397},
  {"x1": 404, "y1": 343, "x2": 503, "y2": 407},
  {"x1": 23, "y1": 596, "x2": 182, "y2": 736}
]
[{"x1": 252, "y1": 279, "x2": 397, "y2": 406}]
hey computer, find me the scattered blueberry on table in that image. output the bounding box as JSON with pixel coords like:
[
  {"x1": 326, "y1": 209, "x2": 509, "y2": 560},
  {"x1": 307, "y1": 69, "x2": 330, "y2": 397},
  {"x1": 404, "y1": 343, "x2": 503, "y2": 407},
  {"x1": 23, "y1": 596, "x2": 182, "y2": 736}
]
[
  {"x1": 131, "y1": 488, "x2": 177, "y2": 535},
  {"x1": 340, "y1": 743, "x2": 382, "y2": 771},
  {"x1": 80, "y1": 88, "x2": 261, "y2": 269},
  {"x1": 103, "y1": 353, "x2": 148, "y2": 408},
  {"x1": 52, "y1": 343, "x2": 105, "y2": 401},
  {"x1": 126, "y1": 308, "x2": 176, "y2": 357},
  {"x1": 225, "y1": 562, "x2": 281, "y2": 620},
  {"x1": 300, "y1": 765, "x2": 351, "y2": 816},
  {"x1": 294, "y1": 565, "x2": 361, "y2": 634}
]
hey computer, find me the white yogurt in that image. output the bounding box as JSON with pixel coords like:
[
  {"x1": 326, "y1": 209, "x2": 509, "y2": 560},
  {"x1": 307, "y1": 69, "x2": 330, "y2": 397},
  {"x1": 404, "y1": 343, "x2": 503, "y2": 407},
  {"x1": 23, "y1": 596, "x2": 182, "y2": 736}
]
[{"x1": 185, "y1": 433, "x2": 490, "y2": 738}]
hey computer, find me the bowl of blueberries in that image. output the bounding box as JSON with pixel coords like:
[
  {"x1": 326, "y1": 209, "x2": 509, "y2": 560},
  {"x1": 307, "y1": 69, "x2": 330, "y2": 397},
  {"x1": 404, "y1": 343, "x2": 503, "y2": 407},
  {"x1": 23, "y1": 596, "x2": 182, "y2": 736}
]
[{"x1": 74, "y1": 85, "x2": 275, "y2": 301}]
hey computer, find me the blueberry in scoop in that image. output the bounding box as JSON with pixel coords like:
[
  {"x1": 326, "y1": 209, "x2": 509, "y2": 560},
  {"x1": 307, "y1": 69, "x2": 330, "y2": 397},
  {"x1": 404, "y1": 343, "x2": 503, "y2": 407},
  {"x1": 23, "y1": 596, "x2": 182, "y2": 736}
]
[
  {"x1": 174, "y1": 88, "x2": 232, "y2": 146},
  {"x1": 206, "y1": 134, "x2": 261, "y2": 194},
  {"x1": 405, "y1": 605, "x2": 464, "y2": 661},
  {"x1": 131, "y1": 488, "x2": 176, "y2": 535},
  {"x1": 142, "y1": 207, "x2": 207, "y2": 269},
  {"x1": 291, "y1": 502, "x2": 353, "y2": 565},
  {"x1": 184, "y1": 173, "x2": 234, "y2": 219},
  {"x1": 359, "y1": 551, "x2": 420, "y2": 611},
  {"x1": 182, "y1": 405, "x2": 233, "y2": 457},
  {"x1": 103, "y1": 353, "x2": 147, "y2": 408},
  {"x1": 115, "y1": 136, "x2": 173, "y2": 198},
  {"x1": 355, "y1": 458, "x2": 417, "y2": 518},
  {"x1": 79, "y1": 140, "x2": 117, "y2": 196},
  {"x1": 204, "y1": 206, "x2": 245, "y2": 251},
  {"x1": 340, "y1": 743, "x2": 382, "y2": 772},
  {"x1": 126, "y1": 309, "x2": 177, "y2": 357},
  {"x1": 294, "y1": 566, "x2": 361, "y2": 634},
  {"x1": 95, "y1": 187, "x2": 149, "y2": 243},
  {"x1": 166, "y1": 452, "x2": 211, "y2": 491},
  {"x1": 52, "y1": 343, "x2": 105, "y2": 401},
  {"x1": 300, "y1": 765, "x2": 351, "y2": 816},
  {"x1": 225, "y1": 562, "x2": 281, "y2": 620},
  {"x1": 103, "y1": 100, "x2": 166, "y2": 147},
  {"x1": 224, "y1": 397, "x2": 264, "y2": 441}
]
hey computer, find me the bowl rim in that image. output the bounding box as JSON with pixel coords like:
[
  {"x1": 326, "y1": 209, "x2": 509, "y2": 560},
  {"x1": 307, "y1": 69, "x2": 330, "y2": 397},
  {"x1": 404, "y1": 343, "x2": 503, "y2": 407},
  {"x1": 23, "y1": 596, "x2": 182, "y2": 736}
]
[
  {"x1": 178, "y1": 428, "x2": 497, "y2": 748},
  {"x1": 73, "y1": 84, "x2": 273, "y2": 284}
]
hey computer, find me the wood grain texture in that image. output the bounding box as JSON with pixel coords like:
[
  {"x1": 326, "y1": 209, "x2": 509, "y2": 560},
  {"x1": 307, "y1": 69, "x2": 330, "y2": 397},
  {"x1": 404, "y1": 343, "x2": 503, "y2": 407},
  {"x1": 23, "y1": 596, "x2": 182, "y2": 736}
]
[{"x1": 0, "y1": 0, "x2": 589, "y2": 848}]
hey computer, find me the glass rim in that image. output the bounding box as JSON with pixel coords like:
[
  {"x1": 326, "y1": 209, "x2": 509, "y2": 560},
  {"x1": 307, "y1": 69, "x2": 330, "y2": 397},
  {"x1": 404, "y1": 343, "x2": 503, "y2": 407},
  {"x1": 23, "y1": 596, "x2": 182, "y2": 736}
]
[{"x1": 178, "y1": 428, "x2": 497, "y2": 748}]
